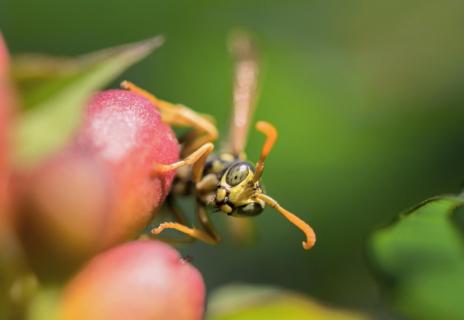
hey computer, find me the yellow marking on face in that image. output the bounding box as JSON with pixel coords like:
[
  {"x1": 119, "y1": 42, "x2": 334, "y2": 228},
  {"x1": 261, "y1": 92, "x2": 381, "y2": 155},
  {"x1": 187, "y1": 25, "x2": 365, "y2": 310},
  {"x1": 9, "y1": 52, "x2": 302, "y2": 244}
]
[
  {"x1": 221, "y1": 204, "x2": 233, "y2": 213},
  {"x1": 220, "y1": 163, "x2": 260, "y2": 208},
  {"x1": 216, "y1": 187, "x2": 227, "y2": 202}
]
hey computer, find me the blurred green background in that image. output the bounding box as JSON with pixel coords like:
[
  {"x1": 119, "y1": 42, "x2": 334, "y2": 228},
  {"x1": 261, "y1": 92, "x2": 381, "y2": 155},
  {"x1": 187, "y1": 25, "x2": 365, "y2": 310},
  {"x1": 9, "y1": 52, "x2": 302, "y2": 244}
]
[{"x1": 2, "y1": 0, "x2": 464, "y2": 316}]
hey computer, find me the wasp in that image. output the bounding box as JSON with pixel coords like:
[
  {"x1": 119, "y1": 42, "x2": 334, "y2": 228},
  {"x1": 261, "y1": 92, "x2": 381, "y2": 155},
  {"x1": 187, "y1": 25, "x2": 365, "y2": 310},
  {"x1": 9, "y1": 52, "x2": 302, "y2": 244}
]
[{"x1": 121, "y1": 32, "x2": 316, "y2": 250}]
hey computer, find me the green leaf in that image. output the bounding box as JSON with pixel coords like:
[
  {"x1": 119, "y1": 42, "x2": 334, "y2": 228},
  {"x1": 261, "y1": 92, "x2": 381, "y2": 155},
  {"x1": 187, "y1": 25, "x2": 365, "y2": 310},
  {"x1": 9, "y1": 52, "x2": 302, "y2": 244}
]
[
  {"x1": 12, "y1": 36, "x2": 164, "y2": 167},
  {"x1": 395, "y1": 261, "x2": 464, "y2": 320},
  {"x1": 206, "y1": 285, "x2": 369, "y2": 320},
  {"x1": 369, "y1": 196, "x2": 464, "y2": 320}
]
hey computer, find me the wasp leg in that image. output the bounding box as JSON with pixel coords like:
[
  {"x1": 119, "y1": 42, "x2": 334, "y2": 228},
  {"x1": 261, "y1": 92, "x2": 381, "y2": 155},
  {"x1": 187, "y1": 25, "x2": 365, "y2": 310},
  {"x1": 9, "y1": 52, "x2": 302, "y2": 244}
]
[
  {"x1": 189, "y1": 149, "x2": 221, "y2": 244},
  {"x1": 121, "y1": 81, "x2": 218, "y2": 154},
  {"x1": 190, "y1": 142, "x2": 215, "y2": 185},
  {"x1": 153, "y1": 197, "x2": 196, "y2": 244},
  {"x1": 166, "y1": 196, "x2": 188, "y2": 225},
  {"x1": 195, "y1": 200, "x2": 220, "y2": 243},
  {"x1": 151, "y1": 221, "x2": 218, "y2": 245},
  {"x1": 151, "y1": 201, "x2": 220, "y2": 245},
  {"x1": 189, "y1": 145, "x2": 220, "y2": 243},
  {"x1": 153, "y1": 143, "x2": 214, "y2": 175},
  {"x1": 151, "y1": 140, "x2": 220, "y2": 245}
]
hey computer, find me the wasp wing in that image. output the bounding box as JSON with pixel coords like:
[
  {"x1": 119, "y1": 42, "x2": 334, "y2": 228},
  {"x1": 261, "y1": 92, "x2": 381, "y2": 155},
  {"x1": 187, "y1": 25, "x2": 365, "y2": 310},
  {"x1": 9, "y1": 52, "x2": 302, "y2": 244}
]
[
  {"x1": 222, "y1": 31, "x2": 260, "y2": 243},
  {"x1": 223, "y1": 31, "x2": 260, "y2": 157}
]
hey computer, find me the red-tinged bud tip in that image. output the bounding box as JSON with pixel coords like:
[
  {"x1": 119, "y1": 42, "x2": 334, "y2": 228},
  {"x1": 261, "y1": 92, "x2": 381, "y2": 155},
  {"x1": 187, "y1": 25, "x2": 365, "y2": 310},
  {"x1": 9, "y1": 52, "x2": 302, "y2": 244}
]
[
  {"x1": 0, "y1": 33, "x2": 16, "y2": 247},
  {"x1": 60, "y1": 240, "x2": 205, "y2": 320},
  {"x1": 0, "y1": 33, "x2": 10, "y2": 74},
  {"x1": 0, "y1": 33, "x2": 10, "y2": 221}
]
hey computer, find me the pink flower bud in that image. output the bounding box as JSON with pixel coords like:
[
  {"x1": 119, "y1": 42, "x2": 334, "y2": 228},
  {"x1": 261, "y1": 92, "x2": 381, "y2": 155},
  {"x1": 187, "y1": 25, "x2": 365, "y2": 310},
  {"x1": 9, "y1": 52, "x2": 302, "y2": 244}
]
[
  {"x1": 60, "y1": 240, "x2": 205, "y2": 320},
  {"x1": 16, "y1": 90, "x2": 179, "y2": 274},
  {"x1": 76, "y1": 90, "x2": 180, "y2": 245},
  {"x1": 17, "y1": 148, "x2": 111, "y2": 273}
]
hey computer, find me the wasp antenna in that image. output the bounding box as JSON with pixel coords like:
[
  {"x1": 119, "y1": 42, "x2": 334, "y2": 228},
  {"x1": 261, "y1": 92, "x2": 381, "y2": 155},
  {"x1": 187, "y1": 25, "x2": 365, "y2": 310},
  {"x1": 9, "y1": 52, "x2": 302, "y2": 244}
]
[
  {"x1": 257, "y1": 193, "x2": 316, "y2": 250},
  {"x1": 253, "y1": 121, "x2": 277, "y2": 183}
]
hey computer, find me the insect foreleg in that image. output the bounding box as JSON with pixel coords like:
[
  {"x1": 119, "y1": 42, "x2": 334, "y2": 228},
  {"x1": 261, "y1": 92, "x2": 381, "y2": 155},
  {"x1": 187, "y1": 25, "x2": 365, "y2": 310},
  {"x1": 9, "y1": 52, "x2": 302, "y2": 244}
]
[
  {"x1": 151, "y1": 221, "x2": 219, "y2": 245},
  {"x1": 195, "y1": 201, "x2": 220, "y2": 243},
  {"x1": 153, "y1": 143, "x2": 214, "y2": 175}
]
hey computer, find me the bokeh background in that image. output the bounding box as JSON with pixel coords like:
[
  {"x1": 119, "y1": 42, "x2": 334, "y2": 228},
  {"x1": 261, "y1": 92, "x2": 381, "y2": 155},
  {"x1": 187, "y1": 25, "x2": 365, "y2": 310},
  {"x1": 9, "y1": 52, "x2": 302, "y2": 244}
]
[{"x1": 2, "y1": 0, "x2": 464, "y2": 316}]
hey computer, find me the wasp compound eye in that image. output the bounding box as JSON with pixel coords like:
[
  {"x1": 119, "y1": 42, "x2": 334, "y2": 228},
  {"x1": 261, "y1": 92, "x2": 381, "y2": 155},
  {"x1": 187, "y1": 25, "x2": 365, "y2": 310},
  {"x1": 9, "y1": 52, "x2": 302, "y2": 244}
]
[{"x1": 226, "y1": 162, "x2": 250, "y2": 186}]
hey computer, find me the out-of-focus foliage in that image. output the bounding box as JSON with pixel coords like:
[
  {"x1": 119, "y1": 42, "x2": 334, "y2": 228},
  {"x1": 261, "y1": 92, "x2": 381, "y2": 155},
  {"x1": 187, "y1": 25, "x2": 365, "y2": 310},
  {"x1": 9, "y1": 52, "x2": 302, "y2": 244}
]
[
  {"x1": 370, "y1": 196, "x2": 464, "y2": 320},
  {"x1": 26, "y1": 288, "x2": 60, "y2": 320},
  {"x1": 12, "y1": 37, "x2": 163, "y2": 167},
  {"x1": 207, "y1": 285, "x2": 369, "y2": 320}
]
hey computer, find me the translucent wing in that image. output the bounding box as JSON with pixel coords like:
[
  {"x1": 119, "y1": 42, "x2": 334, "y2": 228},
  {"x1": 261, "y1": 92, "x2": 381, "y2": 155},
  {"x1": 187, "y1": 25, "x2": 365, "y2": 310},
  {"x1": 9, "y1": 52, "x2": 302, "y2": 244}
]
[
  {"x1": 223, "y1": 31, "x2": 260, "y2": 244},
  {"x1": 224, "y1": 31, "x2": 260, "y2": 156}
]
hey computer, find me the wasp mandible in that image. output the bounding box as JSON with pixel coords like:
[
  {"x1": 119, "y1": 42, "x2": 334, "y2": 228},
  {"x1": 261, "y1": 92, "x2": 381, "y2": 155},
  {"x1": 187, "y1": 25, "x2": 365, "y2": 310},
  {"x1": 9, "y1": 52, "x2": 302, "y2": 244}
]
[{"x1": 121, "y1": 32, "x2": 316, "y2": 250}]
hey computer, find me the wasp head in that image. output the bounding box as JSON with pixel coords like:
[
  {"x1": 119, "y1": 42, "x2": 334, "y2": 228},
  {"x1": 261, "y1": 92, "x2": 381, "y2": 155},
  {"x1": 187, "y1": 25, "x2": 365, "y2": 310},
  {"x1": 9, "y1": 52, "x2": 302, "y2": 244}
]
[{"x1": 214, "y1": 161, "x2": 265, "y2": 216}]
